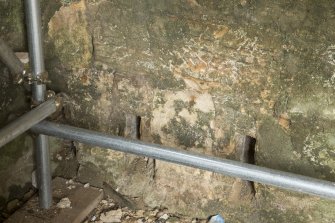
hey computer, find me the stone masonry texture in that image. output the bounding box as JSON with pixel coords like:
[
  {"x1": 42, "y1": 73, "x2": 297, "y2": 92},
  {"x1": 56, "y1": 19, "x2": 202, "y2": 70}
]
[{"x1": 1, "y1": 0, "x2": 335, "y2": 222}]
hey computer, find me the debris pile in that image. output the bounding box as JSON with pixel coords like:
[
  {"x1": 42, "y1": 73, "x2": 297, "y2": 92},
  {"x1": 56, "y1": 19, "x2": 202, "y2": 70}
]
[{"x1": 84, "y1": 198, "x2": 212, "y2": 223}]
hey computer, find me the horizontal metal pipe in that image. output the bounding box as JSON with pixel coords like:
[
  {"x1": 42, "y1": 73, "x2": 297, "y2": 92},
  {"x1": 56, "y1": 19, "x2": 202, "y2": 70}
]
[
  {"x1": 0, "y1": 38, "x2": 25, "y2": 77},
  {"x1": 0, "y1": 99, "x2": 56, "y2": 148},
  {"x1": 32, "y1": 121, "x2": 335, "y2": 200}
]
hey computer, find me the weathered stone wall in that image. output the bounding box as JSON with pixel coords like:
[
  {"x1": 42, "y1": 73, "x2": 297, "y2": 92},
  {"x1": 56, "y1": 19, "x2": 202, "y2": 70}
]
[
  {"x1": 0, "y1": 66, "x2": 33, "y2": 210},
  {"x1": 1, "y1": 0, "x2": 335, "y2": 222},
  {"x1": 44, "y1": 0, "x2": 335, "y2": 222}
]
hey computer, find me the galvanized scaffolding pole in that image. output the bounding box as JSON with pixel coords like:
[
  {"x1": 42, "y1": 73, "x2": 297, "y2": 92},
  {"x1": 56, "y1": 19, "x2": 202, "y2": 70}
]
[
  {"x1": 0, "y1": 99, "x2": 57, "y2": 148},
  {"x1": 32, "y1": 121, "x2": 335, "y2": 200},
  {"x1": 25, "y1": 0, "x2": 52, "y2": 208}
]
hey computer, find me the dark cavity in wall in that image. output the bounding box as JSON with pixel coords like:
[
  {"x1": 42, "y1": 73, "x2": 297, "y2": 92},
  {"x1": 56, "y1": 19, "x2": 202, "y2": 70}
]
[
  {"x1": 235, "y1": 135, "x2": 257, "y2": 196},
  {"x1": 136, "y1": 116, "x2": 141, "y2": 140}
]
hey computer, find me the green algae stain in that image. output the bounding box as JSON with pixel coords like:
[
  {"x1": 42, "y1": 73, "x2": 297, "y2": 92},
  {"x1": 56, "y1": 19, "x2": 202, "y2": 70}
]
[{"x1": 0, "y1": 134, "x2": 32, "y2": 170}]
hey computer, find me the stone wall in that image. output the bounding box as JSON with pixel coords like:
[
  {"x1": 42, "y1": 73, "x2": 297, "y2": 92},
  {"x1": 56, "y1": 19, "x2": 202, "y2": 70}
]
[{"x1": 1, "y1": 0, "x2": 335, "y2": 222}]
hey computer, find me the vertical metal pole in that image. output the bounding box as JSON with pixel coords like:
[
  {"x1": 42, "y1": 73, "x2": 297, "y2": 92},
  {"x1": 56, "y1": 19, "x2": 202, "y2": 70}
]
[{"x1": 25, "y1": 0, "x2": 52, "y2": 208}]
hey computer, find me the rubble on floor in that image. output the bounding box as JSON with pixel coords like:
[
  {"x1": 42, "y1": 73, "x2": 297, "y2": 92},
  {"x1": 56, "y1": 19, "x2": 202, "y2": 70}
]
[
  {"x1": 85, "y1": 198, "x2": 209, "y2": 223},
  {"x1": 56, "y1": 197, "x2": 72, "y2": 209},
  {"x1": 3, "y1": 176, "x2": 222, "y2": 223}
]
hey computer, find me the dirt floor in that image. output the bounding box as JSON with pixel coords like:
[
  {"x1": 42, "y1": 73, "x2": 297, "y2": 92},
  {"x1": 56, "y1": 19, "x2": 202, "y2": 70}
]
[
  {"x1": 4, "y1": 177, "x2": 211, "y2": 223},
  {"x1": 2, "y1": 144, "x2": 214, "y2": 223}
]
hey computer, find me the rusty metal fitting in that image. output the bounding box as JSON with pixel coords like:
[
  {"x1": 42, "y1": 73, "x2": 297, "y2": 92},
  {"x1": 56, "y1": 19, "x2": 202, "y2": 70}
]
[
  {"x1": 55, "y1": 95, "x2": 63, "y2": 110},
  {"x1": 14, "y1": 69, "x2": 28, "y2": 85},
  {"x1": 24, "y1": 70, "x2": 51, "y2": 85},
  {"x1": 30, "y1": 92, "x2": 64, "y2": 120},
  {"x1": 46, "y1": 90, "x2": 56, "y2": 99},
  {"x1": 45, "y1": 90, "x2": 63, "y2": 110}
]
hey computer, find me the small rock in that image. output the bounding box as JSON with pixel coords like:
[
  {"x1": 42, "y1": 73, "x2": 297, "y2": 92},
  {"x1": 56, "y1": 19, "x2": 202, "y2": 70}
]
[
  {"x1": 31, "y1": 170, "x2": 37, "y2": 188},
  {"x1": 150, "y1": 209, "x2": 159, "y2": 216},
  {"x1": 66, "y1": 179, "x2": 74, "y2": 184},
  {"x1": 135, "y1": 210, "x2": 145, "y2": 217},
  {"x1": 160, "y1": 214, "x2": 169, "y2": 220},
  {"x1": 67, "y1": 185, "x2": 76, "y2": 190},
  {"x1": 15, "y1": 52, "x2": 29, "y2": 64},
  {"x1": 6, "y1": 199, "x2": 19, "y2": 212},
  {"x1": 101, "y1": 200, "x2": 108, "y2": 205},
  {"x1": 23, "y1": 189, "x2": 35, "y2": 201},
  {"x1": 100, "y1": 209, "x2": 122, "y2": 223},
  {"x1": 84, "y1": 183, "x2": 90, "y2": 188},
  {"x1": 156, "y1": 211, "x2": 165, "y2": 218},
  {"x1": 56, "y1": 154, "x2": 63, "y2": 161},
  {"x1": 57, "y1": 197, "x2": 71, "y2": 209}
]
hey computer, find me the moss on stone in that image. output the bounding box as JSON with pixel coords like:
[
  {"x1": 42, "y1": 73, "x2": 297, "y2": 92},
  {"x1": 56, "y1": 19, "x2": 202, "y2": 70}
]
[
  {"x1": 0, "y1": 0, "x2": 26, "y2": 50},
  {"x1": 152, "y1": 134, "x2": 162, "y2": 144},
  {"x1": 162, "y1": 117, "x2": 208, "y2": 148},
  {"x1": 0, "y1": 134, "x2": 31, "y2": 170},
  {"x1": 173, "y1": 99, "x2": 188, "y2": 114}
]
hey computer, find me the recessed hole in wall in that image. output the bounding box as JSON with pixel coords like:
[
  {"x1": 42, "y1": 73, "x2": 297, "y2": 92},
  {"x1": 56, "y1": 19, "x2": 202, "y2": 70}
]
[{"x1": 136, "y1": 116, "x2": 141, "y2": 140}]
